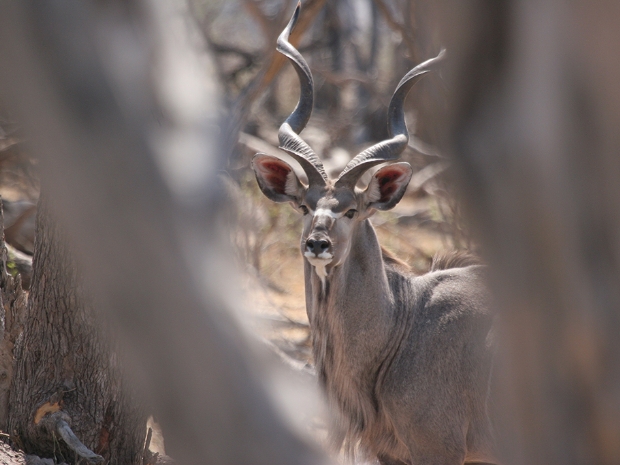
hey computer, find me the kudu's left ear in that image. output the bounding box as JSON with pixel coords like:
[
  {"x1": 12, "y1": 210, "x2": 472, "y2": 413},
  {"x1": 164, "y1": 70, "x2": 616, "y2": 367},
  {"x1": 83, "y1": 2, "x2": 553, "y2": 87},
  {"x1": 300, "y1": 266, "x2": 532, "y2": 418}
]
[
  {"x1": 252, "y1": 153, "x2": 304, "y2": 203},
  {"x1": 364, "y1": 162, "x2": 413, "y2": 211}
]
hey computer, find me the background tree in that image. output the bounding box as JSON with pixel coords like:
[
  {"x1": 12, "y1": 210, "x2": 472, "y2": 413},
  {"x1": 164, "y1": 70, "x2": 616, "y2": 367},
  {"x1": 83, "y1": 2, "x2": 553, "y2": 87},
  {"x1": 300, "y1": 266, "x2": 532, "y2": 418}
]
[
  {"x1": 8, "y1": 193, "x2": 146, "y2": 464},
  {"x1": 0, "y1": 203, "x2": 28, "y2": 435}
]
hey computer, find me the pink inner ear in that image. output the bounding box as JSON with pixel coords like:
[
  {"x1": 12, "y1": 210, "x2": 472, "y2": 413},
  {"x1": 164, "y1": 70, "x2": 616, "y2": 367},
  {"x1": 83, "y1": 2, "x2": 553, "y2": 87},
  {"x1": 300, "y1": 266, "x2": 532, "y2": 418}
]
[
  {"x1": 258, "y1": 160, "x2": 291, "y2": 194},
  {"x1": 377, "y1": 169, "x2": 405, "y2": 202}
]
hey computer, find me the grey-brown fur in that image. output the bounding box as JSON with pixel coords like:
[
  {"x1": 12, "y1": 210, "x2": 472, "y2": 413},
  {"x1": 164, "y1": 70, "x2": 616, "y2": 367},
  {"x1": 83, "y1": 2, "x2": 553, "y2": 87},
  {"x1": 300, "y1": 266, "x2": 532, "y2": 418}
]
[
  {"x1": 431, "y1": 250, "x2": 482, "y2": 272},
  {"x1": 304, "y1": 219, "x2": 495, "y2": 464},
  {"x1": 252, "y1": 6, "x2": 496, "y2": 464}
]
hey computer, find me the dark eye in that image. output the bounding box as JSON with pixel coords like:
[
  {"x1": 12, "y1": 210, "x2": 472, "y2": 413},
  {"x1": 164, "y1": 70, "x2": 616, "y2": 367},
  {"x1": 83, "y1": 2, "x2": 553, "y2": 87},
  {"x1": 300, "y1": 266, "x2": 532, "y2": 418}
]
[
  {"x1": 345, "y1": 209, "x2": 357, "y2": 219},
  {"x1": 300, "y1": 205, "x2": 309, "y2": 215}
]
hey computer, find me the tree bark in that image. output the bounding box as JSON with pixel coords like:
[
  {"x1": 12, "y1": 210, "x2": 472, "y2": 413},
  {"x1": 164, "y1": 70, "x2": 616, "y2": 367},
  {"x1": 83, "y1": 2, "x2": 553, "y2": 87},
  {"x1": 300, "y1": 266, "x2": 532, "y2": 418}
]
[
  {"x1": 0, "y1": 201, "x2": 28, "y2": 432},
  {"x1": 7, "y1": 193, "x2": 146, "y2": 464}
]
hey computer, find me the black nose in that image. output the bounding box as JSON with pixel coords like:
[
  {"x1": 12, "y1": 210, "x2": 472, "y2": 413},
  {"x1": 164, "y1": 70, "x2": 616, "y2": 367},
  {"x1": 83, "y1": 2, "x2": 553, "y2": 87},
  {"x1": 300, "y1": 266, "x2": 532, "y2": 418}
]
[{"x1": 306, "y1": 238, "x2": 331, "y2": 255}]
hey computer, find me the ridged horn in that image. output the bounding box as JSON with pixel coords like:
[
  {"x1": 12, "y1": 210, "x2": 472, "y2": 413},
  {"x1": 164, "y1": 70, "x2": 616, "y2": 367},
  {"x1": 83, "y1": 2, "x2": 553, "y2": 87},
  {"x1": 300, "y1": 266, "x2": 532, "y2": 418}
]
[
  {"x1": 335, "y1": 49, "x2": 446, "y2": 188},
  {"x1": 277, "y1": 2, "x2": 328, "y2": 186}
]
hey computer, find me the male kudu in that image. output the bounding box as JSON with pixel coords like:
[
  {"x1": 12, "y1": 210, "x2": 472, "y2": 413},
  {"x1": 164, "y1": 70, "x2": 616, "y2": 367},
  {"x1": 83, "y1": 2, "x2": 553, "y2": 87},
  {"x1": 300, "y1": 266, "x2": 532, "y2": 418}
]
[{"x1": 252, "y1": 5, "x2": 496, "y2": 465}]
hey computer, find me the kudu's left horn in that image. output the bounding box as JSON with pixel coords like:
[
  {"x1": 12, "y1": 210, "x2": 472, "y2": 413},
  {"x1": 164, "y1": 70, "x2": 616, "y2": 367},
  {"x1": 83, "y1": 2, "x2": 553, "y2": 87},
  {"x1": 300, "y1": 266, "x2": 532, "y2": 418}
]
[
  {"x1": 335, "y1": 49, "x2": 446, "y2": 188},
  {"x1": 277, "y1": 2, "x2": 328, "y2": 186}
]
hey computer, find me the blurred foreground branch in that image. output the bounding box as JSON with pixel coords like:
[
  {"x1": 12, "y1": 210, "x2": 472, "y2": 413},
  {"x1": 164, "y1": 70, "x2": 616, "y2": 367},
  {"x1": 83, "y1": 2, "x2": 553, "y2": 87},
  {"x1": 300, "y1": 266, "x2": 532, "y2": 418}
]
[{"x1": 0, "y1": 2, "x2": 327, "y2": 464}]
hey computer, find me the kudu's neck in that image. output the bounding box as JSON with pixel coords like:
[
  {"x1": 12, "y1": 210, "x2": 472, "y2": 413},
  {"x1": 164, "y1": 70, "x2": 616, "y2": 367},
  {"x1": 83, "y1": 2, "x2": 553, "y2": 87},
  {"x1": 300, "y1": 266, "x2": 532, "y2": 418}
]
[
  {"x1": 307, "y1": 220, "x2": 389, "y2": 306},
  {"x1": 304, "y1": 218, "x2": 401, "y2": 431},
  {"x1": 304, "y1": 219, "x2": 395, "y2": 348}
]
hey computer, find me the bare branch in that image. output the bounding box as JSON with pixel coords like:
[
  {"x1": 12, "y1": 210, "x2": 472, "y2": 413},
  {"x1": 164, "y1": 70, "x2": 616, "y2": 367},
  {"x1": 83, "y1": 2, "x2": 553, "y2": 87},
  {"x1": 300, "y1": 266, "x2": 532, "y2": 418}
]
[
  {"x1": 372, "y1": 0, "x2": 416, "y2": 58},
  {"x1": 209, "y1": 41, "x2": 258, "y2": 64},
  {"x1": 0, "y1": 136, "x2": 21, "y2": 153},
  {"x1": 224, "y1": 0, "x2": 328, "y2": 162},
  {"x1": 407, "y1": 134, "x2": 447, "y2": 159},
  {"x1": 242, "y1": 0, "x2": 274, "y2": 40},
  {"x1": 408, "y1": 161, "x2": 449, "y2": 193},
  {"x1": 144, "y1": 427, "x2": 153, "y2": 456},
  {"x1": 54, "y1": 417, "x2": 103, "y2": 463},
  {"x1": 312, "y1": 66, "x2": 374, "y2": 87},
  {"x1": 246, "y1": 0, "x2": 327, "y2": 98}
]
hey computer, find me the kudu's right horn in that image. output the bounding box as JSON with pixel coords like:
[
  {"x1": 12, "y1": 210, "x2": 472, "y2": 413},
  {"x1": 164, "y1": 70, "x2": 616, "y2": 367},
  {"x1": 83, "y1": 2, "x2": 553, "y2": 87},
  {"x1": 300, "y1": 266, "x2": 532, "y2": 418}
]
[
  {"x1": 276, "y1": 2, "x2": 328, "y2": 186},
  {"x1": 335, "y1": 49, "x2": 446, "y2": 189}
]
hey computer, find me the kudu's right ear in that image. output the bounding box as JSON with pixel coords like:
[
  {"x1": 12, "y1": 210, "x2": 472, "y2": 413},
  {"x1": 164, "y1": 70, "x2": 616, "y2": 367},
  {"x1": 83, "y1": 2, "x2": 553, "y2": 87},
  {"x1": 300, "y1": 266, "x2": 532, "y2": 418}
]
[
  {"x1": 363, "y1": 162, "x2": 413, "y2": 211},
  {"x1": 252, "y1": 153, "x2": 304, "y2": 203}
]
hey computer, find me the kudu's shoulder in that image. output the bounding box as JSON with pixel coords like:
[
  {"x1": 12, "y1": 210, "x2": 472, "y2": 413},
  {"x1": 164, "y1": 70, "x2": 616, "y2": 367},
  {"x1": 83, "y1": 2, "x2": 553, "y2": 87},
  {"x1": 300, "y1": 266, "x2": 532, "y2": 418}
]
[
  {"x1": 411, "y1": 264, "x2": 492, "y2": 324},
  {"x1": 380, "y1": 263, "x2": 494, "y2": 403}
]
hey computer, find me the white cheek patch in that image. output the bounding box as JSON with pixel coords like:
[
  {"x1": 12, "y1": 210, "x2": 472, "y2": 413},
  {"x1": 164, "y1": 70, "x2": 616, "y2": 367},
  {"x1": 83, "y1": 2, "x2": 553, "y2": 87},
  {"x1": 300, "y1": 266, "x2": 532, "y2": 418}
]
[
  {"x1": 314, "y1": 208, "x2": 339, "y2": 219},
  {"x1": 304, "y1": 251, "x2": 333, "y2": 260}
]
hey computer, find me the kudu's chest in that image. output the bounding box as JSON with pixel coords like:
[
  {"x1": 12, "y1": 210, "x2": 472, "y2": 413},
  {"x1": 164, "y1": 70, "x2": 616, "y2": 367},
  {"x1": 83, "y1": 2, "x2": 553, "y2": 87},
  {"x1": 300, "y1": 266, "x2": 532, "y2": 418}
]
[{"x1": 309, "y1": 285, "x2": 411, "y2": 458}]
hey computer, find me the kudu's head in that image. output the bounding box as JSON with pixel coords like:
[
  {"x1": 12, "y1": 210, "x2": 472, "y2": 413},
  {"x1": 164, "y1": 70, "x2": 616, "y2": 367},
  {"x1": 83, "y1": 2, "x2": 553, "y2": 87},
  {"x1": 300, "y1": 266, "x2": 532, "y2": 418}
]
[{"x1": 252, "y1": 3, "x2": 444, "y2": 278}]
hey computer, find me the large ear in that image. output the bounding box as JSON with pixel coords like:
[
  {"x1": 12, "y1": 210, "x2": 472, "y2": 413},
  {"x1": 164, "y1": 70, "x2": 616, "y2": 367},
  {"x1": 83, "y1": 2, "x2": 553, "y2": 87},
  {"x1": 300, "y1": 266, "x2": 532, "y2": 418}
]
[
  {"x1": 364, "y1": 162, "x2": 413, "y2": 210},
  {"x1": 251, "y1": 153, "x2": 304, "y2": 203}
]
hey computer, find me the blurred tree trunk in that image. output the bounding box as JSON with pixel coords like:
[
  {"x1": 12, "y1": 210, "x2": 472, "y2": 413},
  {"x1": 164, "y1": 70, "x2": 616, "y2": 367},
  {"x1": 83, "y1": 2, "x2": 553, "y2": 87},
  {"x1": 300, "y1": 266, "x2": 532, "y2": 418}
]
[
  {"x1": 0, "y1": 201, "x2": 28, "y2": 432},
  {"x1": 439, "y1": 2, "x2": 620, "y2": 464},
  {"x1": 7, "y1": 193, "x2": 146, "y2": 464},
  {"x1": 0, "y1": 2, "x2": 329, "y2": 465}
]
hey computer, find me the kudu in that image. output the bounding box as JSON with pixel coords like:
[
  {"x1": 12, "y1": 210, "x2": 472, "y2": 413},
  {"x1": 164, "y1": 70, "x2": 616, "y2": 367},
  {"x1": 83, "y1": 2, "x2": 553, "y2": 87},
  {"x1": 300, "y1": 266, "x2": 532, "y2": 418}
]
[{"x1": 252, "y1": 5, "x2": 495, "y2": 465}]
